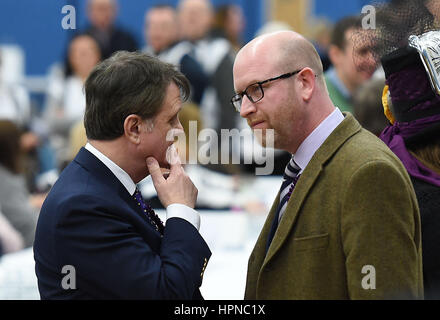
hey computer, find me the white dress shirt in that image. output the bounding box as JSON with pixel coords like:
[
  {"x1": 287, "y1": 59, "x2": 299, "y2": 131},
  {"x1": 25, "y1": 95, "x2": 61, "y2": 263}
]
[
  {"x1": 85, "y1": 143, "x2": 200, "y2": 231},
  {"x1": 293, "y1": 108, "x2": 345, "y2": 174}
]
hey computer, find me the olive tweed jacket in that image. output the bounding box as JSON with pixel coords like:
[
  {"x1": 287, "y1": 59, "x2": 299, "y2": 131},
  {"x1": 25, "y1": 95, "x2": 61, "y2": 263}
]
[{"x1": 245, "y1": 113, "x2": 423, "y2": 300}]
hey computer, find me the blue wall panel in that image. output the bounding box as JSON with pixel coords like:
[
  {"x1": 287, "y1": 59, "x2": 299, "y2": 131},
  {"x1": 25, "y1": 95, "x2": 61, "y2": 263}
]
[
  {"x1": 0, "y1": 0, "x2": 387, "y2": 76},
  {"x1": 0, "y1": 0, "x2": 71, "y2": 75},
  {"x1": 312, "y1": 0, "x2": 387, "y2": 22},
  {"x1": 0, "y1": 0, "x2": 265, "y2": 76}
]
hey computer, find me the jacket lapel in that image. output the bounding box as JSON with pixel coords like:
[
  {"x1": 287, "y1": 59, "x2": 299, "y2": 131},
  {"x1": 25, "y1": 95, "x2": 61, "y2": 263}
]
[
  {"x1": 73, "y1": 148, "x2": 161, "y2": 233},
  {"x1": 260, "y1": 113, "x2": 362, "y2": 268},
  {"x1": 263, "y1": 162, "x2": 323, "y2": 264}
]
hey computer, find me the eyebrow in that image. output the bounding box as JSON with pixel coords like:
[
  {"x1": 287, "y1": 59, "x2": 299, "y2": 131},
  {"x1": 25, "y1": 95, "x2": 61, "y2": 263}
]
[
  {"x1": 235, "y1": 76, "x2": 274, "y2": 96},
  {"x1": 235, "y1": 79, "x2": 260, "y2": 93}
]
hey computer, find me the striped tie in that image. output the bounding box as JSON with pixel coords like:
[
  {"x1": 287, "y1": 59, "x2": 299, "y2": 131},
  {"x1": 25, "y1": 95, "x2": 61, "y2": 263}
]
[{"x1": 266, "y1": 157, "x2": 301, "y2": 252}]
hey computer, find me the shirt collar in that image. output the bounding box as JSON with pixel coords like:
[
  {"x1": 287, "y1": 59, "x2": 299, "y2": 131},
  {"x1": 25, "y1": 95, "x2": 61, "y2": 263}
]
[
  {"x1": 85, "y1": 142, "x2": 137, "y2": 196},
  {"x1": 293, "y1": 108, "x2": 344, "y2": 173}
]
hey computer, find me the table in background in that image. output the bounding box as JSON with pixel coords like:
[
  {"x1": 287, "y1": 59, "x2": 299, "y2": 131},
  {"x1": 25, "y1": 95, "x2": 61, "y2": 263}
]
[{"x1": 0, "y1": 210, "x2": 268, "y2": 300}]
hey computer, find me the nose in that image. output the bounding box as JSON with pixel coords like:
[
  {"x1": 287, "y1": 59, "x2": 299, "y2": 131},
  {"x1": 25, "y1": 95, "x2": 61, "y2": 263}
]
[{"x1": 239, "y1": 96, "x2": 257, "y2": 118}]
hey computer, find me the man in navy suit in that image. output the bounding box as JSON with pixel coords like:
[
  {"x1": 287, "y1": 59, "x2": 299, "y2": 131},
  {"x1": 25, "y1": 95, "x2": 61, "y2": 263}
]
[{"x1": 34, "y1": 51, "x2": 211, "y2": 299}]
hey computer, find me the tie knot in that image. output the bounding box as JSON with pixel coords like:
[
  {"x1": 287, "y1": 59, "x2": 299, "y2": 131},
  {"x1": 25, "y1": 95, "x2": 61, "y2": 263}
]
[
  {"x1": 283, "y1": 157, "x2": 300, "y2": 182},
  {"x1": 133, "y1": 188, "x2": 143, "y2": 200}
]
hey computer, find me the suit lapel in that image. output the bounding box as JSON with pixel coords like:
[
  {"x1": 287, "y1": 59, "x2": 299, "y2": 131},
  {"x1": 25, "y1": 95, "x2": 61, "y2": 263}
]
[
  {"x1": 260, "y1": 113, "x2": 362, "y2": 268},
  {"x1": 73, "y1": 148, "x2": 162, "y2": 236}
]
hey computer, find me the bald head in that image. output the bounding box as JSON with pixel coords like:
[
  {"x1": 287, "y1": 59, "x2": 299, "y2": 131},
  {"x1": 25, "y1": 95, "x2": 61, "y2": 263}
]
[
  {"x1": 236, "y1": 31, "x2": 324, "y2": 85},
  {"x1": 233, "y1": 31, "x2": 334, "y2": 153}
]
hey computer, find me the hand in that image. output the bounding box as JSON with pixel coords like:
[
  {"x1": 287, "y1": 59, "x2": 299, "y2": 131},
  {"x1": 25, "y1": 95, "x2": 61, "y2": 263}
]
[
  {"x1": 20, "y1": 132, "x2": 40, "y2": 152},
  {"x1": 146, "y1": 146, "x2": 198, "y2": 208}
]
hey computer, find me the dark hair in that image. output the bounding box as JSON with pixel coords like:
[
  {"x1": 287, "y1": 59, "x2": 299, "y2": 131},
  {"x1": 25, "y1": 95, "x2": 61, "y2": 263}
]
[
  {"x1": 84, "y1": 51, "x2": 190, "y2": 140},
  {"x1": 213, "y1": 5, "x2": 229, "y2": 34},
  {"x1": 408, "y1": 136, "x2": 440, "y2": 175},
  {"x1": 0, "y1": 120, "x2": 23, "y2": 174},
  {"x1": 330, "y1": 16, "x2": 362, "y2": 49},
  {"x1": 64, "y1": 32, "x2": 101, "y2": 77}
]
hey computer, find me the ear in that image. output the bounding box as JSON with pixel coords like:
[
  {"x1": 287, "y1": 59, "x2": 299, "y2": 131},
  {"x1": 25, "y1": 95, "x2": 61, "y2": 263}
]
[
  {"x1": 123, "y1": 114, "x2": 144, "y2": 145},
  {"x1": 297, "y1": 67, "x2": 316, "y2": 102}
]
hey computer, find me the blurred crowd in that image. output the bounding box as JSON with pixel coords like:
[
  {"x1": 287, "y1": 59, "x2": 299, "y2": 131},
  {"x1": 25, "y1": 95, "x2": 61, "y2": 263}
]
[{"x1": 0, "y1": 0, "x2": 413, "y2": 257}]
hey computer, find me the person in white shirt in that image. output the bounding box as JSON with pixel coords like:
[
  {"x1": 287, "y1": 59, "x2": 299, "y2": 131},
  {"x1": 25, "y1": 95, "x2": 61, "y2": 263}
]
[
  {"x1": 44, "y1": 33, "x2": 101, "y2": 166},
  {"x1": 177, "y1": 0, "x2": 238, "y2": 138}
]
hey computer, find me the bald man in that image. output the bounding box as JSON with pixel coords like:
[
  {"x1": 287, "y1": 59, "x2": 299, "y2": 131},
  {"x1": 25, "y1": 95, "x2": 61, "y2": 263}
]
[{"x1": 232, "y1": 31, "x2": 423, "y2": 299}]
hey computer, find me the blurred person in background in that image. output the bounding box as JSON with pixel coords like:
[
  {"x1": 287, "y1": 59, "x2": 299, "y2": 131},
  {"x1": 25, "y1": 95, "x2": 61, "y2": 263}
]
[
  {"x1": 177, "y1": 0, "x2": 241, "y2": 175},
  {"x1": 177, "y1": 0, "x2": 238, "y2": 135},
  {"x1": 325, "y1": 16, "x2": 376, "y2": 113},
  {"x1": 0, "y1": 120, "x2": 43, "y2": 248},
  {"x1": 68, "y1": 120, "x2": 88, "y2": 162},
  {"x1": 352, "y1": 78, "x2": 389, "y2": 136},
  {"x1": 212, "y1": 4, "x2": 245, "y2": 53},
  {"x1": 142, "y1": 5, "x2": 238, "y2": 209},
  {"x1": 0, "y1": 50, "x2": 31, "y2": 131},
  {"x1": 144, "y1": 4, "x2": 208, "y2": 106},
  {"x1": 84, "y1": 0, "x2": 137, "y2": 60},
  {"x1": 426, "y1": 0, "x2": 440, "y2": 21},
  {"x1": 0, "y1": 48, "x2": 58, "y2": 193},
  {"x1": 307, "y1": 18, "x2": 332, "y2": 72},
  {"x1": 44, "y1": 33, "x2": 101, "y2": 168}
]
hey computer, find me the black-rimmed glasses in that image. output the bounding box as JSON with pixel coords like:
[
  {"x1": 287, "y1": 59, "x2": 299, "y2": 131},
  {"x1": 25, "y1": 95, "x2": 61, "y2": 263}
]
[{"x1": 230, "y1": 69, "x2": 302, "y2": 112}]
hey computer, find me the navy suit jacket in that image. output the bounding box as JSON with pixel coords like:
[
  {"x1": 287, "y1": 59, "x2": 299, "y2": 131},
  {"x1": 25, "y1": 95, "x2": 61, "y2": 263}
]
[{"x1": 34, "y1": 148, "x2": 211, "y2": 299}]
